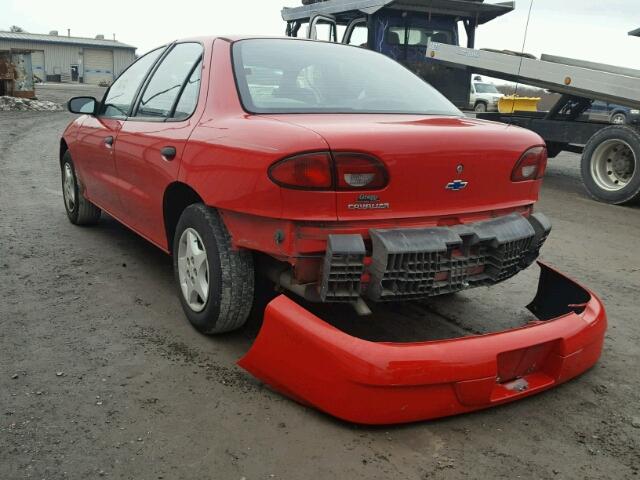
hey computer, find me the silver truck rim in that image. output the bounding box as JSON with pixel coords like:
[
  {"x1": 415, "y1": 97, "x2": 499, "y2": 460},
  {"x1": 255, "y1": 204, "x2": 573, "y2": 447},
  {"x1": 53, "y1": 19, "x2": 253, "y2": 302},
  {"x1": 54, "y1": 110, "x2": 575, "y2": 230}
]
[
  {"x1": 591, "y1": 139, "x2": 636, "y2": 191},
  {"x1": 177, "y1": 228, "x2": 210, "y2": 312},
  {"x1": 63, "y1": 163, "x2": 76, "y2": 212}
]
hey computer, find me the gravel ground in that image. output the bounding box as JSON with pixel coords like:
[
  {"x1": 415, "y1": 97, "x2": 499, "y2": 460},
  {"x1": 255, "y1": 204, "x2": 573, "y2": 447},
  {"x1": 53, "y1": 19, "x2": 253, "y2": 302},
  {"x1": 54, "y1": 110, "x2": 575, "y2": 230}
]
[{"x1": 1, "y1": 84, "x2": 639, "y2": 480}]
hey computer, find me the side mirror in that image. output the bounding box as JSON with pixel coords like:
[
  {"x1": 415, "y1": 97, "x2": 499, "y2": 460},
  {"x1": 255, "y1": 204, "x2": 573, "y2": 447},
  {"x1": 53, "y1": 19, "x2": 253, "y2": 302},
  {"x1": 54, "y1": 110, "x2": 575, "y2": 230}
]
[{"x1": 68, "y1": 96, "x2": 97, "y2": 115}]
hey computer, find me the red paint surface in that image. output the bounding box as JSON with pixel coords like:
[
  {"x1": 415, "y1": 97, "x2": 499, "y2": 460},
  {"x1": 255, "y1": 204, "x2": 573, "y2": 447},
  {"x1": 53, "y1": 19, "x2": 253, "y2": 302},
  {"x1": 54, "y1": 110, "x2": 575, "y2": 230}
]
[
  {"x1": 238, "y1": 263, "x2": 606, "y2": 425},
  {"x1": 64, "y1": 36, "x2": 545, "y2": 258}
]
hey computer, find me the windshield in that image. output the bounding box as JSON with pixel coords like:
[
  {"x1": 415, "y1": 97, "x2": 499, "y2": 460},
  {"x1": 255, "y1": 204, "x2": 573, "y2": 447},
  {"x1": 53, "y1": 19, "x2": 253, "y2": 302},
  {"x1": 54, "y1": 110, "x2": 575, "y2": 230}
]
[
  {"x1": 474, "y1": 83, "x2": 500, "y2": 94},
  {"x1": 232, "y1": 39, "x2": 461, "y2": 115}
]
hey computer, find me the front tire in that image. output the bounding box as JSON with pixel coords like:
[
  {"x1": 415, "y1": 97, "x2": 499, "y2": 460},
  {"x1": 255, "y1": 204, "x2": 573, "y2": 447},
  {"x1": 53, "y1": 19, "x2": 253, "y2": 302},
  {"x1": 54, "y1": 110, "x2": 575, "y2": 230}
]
[
  {"x1": 474, "y1": 101, "x2": 487, "y2": 113},
  {"x1": 581, "y1": 125, "x2": 640, "y2": 204},
  {"x1": 61, "y1": 151, "x2": 101, "y2": 225},
  {"x1": 610, "y1": 112, "x2": 627, "y2": 125},
  {"x1": 173, "y1": 204, "x2": 255, "y2": 334}
]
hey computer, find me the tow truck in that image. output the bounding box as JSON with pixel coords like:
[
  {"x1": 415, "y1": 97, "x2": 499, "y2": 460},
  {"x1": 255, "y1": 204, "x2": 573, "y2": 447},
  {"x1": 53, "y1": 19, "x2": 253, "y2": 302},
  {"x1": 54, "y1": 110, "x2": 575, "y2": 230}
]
[{"x1": 426, "y1": 38, "x2": 640, "y2": 204}]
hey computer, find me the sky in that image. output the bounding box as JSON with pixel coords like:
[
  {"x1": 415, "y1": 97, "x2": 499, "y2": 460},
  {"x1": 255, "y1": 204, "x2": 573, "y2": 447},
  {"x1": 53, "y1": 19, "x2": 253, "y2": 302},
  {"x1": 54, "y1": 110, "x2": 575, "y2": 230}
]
[{"x1": 4, "y1": 0, "x2": 640, "y2": 70}]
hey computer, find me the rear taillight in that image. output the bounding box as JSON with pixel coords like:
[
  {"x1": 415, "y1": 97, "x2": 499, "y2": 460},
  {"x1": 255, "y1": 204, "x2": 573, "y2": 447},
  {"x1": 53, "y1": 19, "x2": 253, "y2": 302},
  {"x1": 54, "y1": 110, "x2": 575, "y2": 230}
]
[
  {"x1": 269, "y1": 152, "x2": 388, "y2": 190},
  {"x1": 268, "y1": 152, "x2": 333, "y2": 189},
  {"x1": 334, "y1": 153, "x2": 388, "y2": 190},
  {"x1": 511, "y1": 146, "x2": 548, "y2": 182}
]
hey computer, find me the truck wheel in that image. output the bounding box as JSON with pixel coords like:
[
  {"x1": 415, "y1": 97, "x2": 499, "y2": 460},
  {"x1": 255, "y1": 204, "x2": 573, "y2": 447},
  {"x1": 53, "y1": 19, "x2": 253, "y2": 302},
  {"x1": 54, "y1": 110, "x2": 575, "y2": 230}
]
[
  {"x1": 581, "y1": 125, "x2": 640, "y2": 204},
  {"x1": 61, "y1": 151, "x2": 101, "y2": 225},
  {"x1": 173, "y1": 204, "x2": 255, "y2": 334},
  {"x1": 474, "y1": 101, "x2": 487, "y2": 112},
  {"x1": 610, "y1": 112, "x2": 627, "y2": 125}
]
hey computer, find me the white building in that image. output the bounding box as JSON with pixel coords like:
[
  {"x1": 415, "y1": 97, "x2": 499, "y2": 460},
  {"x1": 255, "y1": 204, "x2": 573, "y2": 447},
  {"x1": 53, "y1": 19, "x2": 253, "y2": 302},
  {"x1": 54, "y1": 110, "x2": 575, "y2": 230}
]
[{"x1": 0, "y1": 30, "x2": 136, "y2": 85}]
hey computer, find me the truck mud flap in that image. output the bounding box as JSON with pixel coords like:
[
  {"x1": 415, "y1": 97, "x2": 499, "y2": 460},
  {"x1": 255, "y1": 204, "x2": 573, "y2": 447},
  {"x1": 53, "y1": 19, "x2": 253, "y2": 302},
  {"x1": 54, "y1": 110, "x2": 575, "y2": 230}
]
[{"x1": 238, "y1": 262, "x2": 607, "y2": 425}]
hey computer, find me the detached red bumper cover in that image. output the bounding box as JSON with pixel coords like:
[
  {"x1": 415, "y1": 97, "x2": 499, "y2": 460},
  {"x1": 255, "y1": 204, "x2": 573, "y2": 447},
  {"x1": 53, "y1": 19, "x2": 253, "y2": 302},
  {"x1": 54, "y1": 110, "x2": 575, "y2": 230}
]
[{"x1": 239, "y1": 263, "x2": 606, "y2": 424}]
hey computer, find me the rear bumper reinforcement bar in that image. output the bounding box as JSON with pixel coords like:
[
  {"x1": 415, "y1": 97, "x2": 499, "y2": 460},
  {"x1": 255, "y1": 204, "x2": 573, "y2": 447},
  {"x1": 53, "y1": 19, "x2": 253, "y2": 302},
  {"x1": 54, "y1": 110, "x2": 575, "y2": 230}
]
[
  {"x1": 239, "y1": 262, "x2": 606, "y2": 424},
  {"x1": 321, "y1": 212, "x2": 552, "y2": 302}
]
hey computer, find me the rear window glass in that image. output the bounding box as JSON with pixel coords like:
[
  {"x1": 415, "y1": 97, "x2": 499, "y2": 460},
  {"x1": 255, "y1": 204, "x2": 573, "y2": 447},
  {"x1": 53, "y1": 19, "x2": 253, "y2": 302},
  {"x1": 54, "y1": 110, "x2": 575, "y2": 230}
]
[
  {"x1": 386, "y1": 27, "x2": 453, "y2": 46},
  {"x1": 232, "y1": 39, "x2": 461, "y2": 115}
]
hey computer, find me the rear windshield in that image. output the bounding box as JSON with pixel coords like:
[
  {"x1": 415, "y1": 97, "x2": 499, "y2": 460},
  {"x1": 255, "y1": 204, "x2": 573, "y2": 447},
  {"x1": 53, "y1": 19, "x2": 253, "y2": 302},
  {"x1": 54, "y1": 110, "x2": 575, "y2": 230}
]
[{"x1": 232, "y1": 39, "x2": 461, "y2": 115}]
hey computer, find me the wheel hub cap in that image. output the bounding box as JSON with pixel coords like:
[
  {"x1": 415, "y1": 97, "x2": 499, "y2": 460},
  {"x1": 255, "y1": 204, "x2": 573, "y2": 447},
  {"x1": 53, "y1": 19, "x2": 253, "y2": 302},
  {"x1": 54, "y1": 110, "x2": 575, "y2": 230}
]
[
  {"x1": 63, "y1": 163, "x2": 76, "y2": 212},
  {"x1": 591, "y1": 139, "x2": 636, "y2": 191},
  {"x1": 177, "y1": 228, "x2": 209, "y2": 312}
]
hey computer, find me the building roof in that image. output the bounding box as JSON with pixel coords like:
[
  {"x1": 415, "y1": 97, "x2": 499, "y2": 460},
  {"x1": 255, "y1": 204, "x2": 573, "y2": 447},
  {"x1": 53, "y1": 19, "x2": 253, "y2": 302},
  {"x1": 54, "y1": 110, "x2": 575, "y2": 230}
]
[
  {"x1": 281, "y1": 0, "x2": 515, "y2": 26},
  {"x1": 0, "y1": 31, "x2": 136, "y2": 50}
]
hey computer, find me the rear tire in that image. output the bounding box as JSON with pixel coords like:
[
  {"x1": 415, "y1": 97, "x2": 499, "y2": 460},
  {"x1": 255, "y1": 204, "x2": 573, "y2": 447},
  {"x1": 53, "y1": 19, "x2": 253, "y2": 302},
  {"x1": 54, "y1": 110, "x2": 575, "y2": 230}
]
[
  {"x1": 61, "y1": 151, "x2": 101, "y2": 225},
  {"x1": 581, "y1": 125, "x2": 640, "y2": 204},
  {"x1": 173, "y1": 204, "x2": 255, "y2": 334}
]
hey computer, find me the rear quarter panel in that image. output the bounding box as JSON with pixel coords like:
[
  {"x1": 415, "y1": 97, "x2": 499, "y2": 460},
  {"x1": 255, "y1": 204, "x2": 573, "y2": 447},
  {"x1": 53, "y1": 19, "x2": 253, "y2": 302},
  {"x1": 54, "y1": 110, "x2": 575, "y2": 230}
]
[{"x1": 179, "y1": 39, "x2": 336, "y2": 222}]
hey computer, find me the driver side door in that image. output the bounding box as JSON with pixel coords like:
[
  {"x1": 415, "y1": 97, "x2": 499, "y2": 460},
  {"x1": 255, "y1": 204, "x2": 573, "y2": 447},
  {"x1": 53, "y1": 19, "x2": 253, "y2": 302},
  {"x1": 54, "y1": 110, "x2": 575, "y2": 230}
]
[{"x1": 78, "y1": 47, "x2": 165, "y2": 216}]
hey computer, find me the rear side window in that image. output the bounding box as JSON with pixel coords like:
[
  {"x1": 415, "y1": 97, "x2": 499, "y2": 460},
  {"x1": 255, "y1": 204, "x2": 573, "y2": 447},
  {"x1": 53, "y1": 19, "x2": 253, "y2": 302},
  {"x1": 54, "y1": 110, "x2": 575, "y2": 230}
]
[
  {"x1": 346, "y1": 24, "x2": 368, "y2": 47},
  {"x1": 173, "y1": 59, "x2": 202, "y2": 120},
  {"x1": 135, "y1": 42, "x2": 203, "y2": 118},
  {"x1": 101, "y1": 47, "x2": 164, "y2": 118}
]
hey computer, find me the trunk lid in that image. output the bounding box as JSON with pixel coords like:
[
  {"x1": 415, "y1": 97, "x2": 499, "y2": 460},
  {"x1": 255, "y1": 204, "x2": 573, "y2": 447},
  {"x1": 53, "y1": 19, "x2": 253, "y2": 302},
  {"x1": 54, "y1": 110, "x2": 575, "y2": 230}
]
[{"x1": 267, "y1": 114, "x2": 542, "y2": 221}]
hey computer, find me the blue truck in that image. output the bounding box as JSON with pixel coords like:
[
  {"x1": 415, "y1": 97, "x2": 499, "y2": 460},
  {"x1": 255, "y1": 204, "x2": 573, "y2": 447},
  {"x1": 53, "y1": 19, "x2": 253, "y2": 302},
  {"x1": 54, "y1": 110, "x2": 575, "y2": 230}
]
[{"x1": 282, "y1": 0, "x2": 514, "y2": 109}]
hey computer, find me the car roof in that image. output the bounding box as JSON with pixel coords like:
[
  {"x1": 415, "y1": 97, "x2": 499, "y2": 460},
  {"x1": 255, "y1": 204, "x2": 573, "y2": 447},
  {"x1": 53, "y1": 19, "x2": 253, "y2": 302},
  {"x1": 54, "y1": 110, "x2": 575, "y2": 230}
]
[{"x1": 172, "y1": 35, "x2": 321, "y2": 45}]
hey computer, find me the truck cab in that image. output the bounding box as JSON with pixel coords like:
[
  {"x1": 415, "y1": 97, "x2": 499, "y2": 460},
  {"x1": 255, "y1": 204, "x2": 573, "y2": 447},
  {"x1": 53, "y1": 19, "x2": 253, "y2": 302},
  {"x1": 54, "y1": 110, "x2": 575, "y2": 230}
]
[{"x1": 282, "y1": 0, "x2": 514, "y2": 109}]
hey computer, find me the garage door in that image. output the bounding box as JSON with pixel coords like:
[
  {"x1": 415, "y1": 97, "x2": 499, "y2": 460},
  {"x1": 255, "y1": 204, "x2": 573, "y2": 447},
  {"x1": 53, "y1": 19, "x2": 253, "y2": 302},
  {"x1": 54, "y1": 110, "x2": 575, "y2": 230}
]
[
  {"x1": 84, "y1": 49, "x2": 113, "y2": 85},
  {"x1": 31, "y1": 50, "x2": 45, "y2": 82}
]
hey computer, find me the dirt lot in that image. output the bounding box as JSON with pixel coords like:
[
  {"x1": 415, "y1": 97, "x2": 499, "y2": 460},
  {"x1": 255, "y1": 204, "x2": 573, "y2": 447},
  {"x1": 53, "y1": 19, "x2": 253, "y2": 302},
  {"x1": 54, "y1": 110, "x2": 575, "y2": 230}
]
[{"x1": 1, "y1": 84, "x2": 639, "y2": 480}]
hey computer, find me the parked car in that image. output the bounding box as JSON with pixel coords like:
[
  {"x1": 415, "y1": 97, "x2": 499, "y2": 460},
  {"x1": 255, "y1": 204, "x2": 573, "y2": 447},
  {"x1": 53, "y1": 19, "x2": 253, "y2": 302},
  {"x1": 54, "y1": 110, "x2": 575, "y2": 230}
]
[
  {"x1": 58, "y1": 36, "x2": 609, "y2": 425},
  {"x1": 582, "y1": 100, "x2": 640, "y2": 124},
  {"x1": 62, "y1": 36, "x2": 550, "y2": 331},
  {"x1": 469, "y1": 79, "x2": 504, "y2": 112}
]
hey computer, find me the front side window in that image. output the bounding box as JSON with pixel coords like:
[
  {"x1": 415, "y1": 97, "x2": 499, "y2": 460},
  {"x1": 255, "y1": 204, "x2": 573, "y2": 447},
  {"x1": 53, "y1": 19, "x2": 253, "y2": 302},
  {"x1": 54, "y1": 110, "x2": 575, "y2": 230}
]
[
  {"x1": 233, "y1": 39, "x2": 460, "y2": 115},
  {"x1": 135, "y1": 42, "x2": 203, "y2": 118},
  {"x1": 100, "y1": 47, "x2": 164, "y2": 118}
]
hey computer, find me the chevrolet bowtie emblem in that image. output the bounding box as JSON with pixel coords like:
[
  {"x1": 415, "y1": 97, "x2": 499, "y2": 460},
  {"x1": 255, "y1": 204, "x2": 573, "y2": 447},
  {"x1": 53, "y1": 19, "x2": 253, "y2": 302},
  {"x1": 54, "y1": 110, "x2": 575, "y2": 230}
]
[{"x1": 445, "y1": 179, "x2": 468, "y2": 191}]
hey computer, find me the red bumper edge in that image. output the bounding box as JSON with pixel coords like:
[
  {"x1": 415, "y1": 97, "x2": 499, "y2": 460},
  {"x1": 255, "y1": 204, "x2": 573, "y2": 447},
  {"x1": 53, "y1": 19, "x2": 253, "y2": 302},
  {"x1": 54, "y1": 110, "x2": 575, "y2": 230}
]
[{"x1": 238, "y1": 262, "x2": 607, "y2": 425}]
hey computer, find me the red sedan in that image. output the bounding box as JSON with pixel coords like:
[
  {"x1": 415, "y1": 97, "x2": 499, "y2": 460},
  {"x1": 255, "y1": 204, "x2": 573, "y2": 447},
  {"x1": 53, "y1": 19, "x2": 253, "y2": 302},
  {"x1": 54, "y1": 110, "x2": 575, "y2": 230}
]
[{"x1": 61, "y1": 36, "x2": 605, "y2": 423}]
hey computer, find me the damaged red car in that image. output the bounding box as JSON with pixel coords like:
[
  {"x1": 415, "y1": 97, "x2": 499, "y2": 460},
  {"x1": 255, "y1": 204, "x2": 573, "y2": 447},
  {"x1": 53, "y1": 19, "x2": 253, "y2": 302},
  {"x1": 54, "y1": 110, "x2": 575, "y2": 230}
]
[{"x1": 61, "y1": 36, "x2": 606, "y2": 424}]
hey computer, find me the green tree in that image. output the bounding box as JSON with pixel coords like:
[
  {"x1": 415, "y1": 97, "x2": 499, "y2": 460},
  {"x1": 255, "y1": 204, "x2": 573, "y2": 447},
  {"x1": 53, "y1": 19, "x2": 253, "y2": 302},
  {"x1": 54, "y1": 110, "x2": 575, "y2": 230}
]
[{"x1": 9, "y1": 25, "x2": 25, "y2": 33}]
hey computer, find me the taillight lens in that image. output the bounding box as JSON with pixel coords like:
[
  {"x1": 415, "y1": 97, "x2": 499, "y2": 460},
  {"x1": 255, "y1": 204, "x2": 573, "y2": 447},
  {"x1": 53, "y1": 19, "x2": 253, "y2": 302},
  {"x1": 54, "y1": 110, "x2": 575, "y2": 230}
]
[
  {"x1": 511, "y1": 146, "x2": 548, "y2": 181},
  {"x1": 334, "y1": 153, "x2": 388, "y2": 190},
  {"x1": 269, "y1": 152, "x2": 388, "y2": 190},
  {"x1": 268, "y1": 152, "x2": 333, "y2": 189}
]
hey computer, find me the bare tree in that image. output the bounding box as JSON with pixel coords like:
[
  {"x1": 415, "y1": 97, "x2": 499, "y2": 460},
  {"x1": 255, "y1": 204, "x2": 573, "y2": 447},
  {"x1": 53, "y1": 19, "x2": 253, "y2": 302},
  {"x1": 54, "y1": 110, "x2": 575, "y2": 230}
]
[{"x1": 9, "y1": 25, "x2": 25, "y2": 33}]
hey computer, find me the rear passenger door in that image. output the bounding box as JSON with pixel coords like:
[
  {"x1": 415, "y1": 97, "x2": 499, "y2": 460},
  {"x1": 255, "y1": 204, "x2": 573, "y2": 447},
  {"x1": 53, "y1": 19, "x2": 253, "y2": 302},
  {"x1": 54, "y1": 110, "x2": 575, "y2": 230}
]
[{"x1": 114, "y1": 42, "x2": 205, "y2": 248}]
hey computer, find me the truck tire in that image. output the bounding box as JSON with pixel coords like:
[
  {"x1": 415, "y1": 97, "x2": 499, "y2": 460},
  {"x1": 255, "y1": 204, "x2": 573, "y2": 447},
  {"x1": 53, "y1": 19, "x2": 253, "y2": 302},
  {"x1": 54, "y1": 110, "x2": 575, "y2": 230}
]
[
  {"x1": 581, "y1": 125, "x2": 640, "y2": 204},
  {"x1": 474, "y1": 101, "x2": 487, "y2": 112},
  {"x1": 173, "y1": 204, "x2": 255, "y2": 334},
  {"x1": 61, "y1": 151, "x2": 102, "y2": 225}
]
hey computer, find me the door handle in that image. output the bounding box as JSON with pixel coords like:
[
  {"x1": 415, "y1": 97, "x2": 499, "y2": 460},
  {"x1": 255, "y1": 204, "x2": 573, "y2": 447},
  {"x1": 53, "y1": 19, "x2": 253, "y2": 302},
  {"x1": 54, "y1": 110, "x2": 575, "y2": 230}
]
[
  {"x1": 160, "y1": 146, "x2": 177, "y2": 160},
  {"x1": 104, "y1": 136, "x2": 114, "y2": 147}
]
